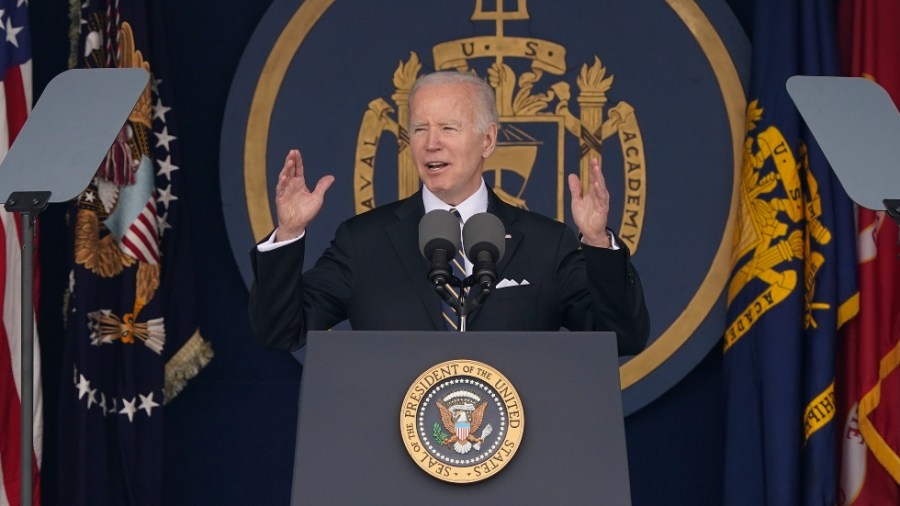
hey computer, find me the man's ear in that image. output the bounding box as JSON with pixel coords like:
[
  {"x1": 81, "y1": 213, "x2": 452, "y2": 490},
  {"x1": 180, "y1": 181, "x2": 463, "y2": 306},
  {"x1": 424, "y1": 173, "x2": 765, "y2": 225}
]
[{"x1": 482, "y1": 123, "x2": 498, "y2": 159}]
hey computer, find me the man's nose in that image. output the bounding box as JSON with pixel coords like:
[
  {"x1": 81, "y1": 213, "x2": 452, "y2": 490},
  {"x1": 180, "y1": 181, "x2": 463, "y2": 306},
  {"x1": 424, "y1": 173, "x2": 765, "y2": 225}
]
[{"x1": 425, "y1": 129, "x2": 441, "y2": 150}]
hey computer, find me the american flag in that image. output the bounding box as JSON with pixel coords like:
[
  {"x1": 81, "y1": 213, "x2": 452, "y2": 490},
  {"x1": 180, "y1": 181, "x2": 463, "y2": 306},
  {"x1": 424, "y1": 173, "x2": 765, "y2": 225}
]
[{"x1": 0, "y1": 1, "x2": 41, "y2": 505}]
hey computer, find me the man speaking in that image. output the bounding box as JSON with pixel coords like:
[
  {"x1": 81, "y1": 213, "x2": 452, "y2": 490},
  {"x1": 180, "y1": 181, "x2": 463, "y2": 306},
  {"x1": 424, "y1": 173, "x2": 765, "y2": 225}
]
[{"x1": 249, "y1": 71, "x2": 649, "y2": 355}]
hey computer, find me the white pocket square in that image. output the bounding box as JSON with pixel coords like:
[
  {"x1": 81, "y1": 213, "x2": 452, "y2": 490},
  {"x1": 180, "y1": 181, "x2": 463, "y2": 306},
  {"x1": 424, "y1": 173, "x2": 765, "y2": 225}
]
[{"x1": 496, "y1": 278, "x2": 529, "y2": 289}]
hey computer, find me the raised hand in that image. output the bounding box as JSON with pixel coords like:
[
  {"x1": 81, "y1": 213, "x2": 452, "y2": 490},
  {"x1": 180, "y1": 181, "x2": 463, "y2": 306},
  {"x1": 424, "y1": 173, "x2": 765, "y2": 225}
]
[
  {"x1": 274, "y1": 149, "x2": 335, "y2": 241},
  {"x1": 567, "y1": 156, "x2": 611, "y2": 248}
]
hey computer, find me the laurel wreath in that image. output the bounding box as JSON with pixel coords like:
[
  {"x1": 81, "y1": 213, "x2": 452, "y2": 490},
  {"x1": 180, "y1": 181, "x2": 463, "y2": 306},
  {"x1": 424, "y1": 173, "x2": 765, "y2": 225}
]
[{"x1": 432, "y1": 423, "x2": 449, "y2": 445}]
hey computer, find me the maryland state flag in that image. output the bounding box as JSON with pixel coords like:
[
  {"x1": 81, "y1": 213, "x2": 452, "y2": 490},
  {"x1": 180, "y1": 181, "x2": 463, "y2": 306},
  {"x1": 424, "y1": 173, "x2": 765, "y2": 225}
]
[
  {"x1": 723, "y1": 0, "x2": 859, "y2": 504},
  {"x1": 58, "y1": 1, "x2": 212, "y2": 504},
  {"x1": 837, "y1": 1, "x2": 900, "y2": 504}
]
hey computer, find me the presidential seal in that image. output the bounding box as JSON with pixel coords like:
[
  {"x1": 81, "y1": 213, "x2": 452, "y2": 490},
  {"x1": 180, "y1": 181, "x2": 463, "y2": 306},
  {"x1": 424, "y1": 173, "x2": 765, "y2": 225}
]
[{"x1": 400, "y1": 359, "x2": 524, "y2": 484}]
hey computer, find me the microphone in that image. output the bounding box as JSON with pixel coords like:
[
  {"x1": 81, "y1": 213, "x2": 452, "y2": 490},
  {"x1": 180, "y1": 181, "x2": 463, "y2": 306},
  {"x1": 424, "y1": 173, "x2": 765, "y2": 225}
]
[
  {"x1": 418, "y1": 209, "x2": 462, "y2": 288},
  {"x1": 462, "y1": 212, "x2": 505, "y2": 292}
]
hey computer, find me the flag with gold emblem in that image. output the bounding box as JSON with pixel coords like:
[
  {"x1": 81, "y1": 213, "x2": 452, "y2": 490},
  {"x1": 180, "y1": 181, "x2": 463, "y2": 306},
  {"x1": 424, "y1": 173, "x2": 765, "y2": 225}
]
[
  {"x1": 57, "y1": 1, "x2": 212, "y2": 504},
  {"x1": 723, "y1": 0, "x2": 859, "y2": 504}
]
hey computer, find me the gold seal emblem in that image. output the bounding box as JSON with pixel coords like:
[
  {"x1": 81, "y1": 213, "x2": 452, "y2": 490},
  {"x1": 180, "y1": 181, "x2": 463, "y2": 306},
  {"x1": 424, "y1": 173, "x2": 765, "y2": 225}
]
[
  {"x1": 400, "y1": 359, "x2": 524, "y2": 484},
  {"x1": 354, "y1": 0, "x2": 648, "y2": 252},
  {"x1": 231, "y1": 0, "x2": 748, "y2": 411}
]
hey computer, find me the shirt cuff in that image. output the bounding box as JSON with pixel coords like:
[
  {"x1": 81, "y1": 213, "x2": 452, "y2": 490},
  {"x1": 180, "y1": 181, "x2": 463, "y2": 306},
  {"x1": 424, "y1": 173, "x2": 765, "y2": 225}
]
[
  {"x1": 607, "y1": 231, "x2": 620, "y2": 250},
  {"x1": 580, "y1": 230, "x2": 620, "y2": 250},
  {"x1": 257, "y1": 229, "x2": 305, "y2": 252}
]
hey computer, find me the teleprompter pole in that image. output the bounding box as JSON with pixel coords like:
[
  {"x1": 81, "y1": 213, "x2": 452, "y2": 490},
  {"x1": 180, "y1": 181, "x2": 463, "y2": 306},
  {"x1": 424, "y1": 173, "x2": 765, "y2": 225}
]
[{"x1": 5, "y1": 191, "x2": 50, "y2": 506}]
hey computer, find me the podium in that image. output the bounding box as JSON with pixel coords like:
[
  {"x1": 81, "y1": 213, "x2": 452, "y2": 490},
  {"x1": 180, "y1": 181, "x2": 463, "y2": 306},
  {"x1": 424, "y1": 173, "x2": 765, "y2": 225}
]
[{"x1": 290, "y1": 331, "x2": 631, "y2": 504}]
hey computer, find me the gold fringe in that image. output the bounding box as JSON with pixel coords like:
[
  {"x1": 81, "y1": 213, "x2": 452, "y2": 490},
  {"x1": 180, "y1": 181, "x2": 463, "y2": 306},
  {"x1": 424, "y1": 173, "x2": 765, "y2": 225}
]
[
  {"x1": 858, "y1": 338, "x2": 900, "y2": 484},
  {"x1": 837, "y1": 292, "x2": 860, "y2": 330},
  {"x1": 164, "y1": 329, "x2": 214, "y2": 403},
  {"x1": 68, "y1": 0, "x2": 81, "y2": 69}
]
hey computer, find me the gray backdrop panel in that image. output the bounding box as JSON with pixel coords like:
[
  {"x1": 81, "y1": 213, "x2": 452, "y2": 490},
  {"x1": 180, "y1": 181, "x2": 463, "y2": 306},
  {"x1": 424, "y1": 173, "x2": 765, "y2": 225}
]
[
  {"x1": 0, "y1": 68, "x2": 148, "y2": 203},
  {"x1": 786, "y1": 75, "x2": 900, "y2": 210}
]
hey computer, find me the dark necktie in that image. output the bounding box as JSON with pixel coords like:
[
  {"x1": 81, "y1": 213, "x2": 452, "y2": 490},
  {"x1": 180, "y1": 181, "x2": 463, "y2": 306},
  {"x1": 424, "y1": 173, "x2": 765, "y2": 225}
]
[{"x1": 443, "y1": 208, "x2": 468, "y2": 330}]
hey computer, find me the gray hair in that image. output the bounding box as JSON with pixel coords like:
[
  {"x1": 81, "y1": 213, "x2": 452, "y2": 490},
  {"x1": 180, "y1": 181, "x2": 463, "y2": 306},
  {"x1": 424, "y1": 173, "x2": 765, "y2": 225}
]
[{"x1": 408, "y1": 71, "x2": 498, "y2": 134}]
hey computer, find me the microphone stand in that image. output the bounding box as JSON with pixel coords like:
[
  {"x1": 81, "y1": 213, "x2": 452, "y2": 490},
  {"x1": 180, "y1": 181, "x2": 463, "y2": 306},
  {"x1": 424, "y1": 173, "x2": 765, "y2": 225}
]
[
  {"x1": 457, "y1": 274, "x2": 495, "y2": 332},
  {"x1": 430, "y1": 265, "x2": 467, "y2": 330},
  {"x1": 432, "y1": 275, "x2": 490, "y2": 332},
  {"x1": 429, "y1": 252, "x2": 499, "y2": 332}
]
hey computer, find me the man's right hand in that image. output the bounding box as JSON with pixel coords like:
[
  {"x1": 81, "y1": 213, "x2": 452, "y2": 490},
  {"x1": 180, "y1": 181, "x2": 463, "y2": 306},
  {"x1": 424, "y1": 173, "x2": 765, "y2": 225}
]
[{"x1": 274, "y1": 149, "x2": 335, "y2": 241}]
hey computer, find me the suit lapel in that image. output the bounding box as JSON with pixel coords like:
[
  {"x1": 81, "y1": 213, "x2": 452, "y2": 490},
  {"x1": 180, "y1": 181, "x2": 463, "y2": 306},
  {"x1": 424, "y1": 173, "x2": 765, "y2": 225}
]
[
  {"x1": 487, "y1": 189, "x2": 523, "y2": 282},
  {"x1": 386, "y1": 193, "x2": 445, "y2": 330},
  {"x1": 464, "y1": 189, "x2": 525, "y2": 325}
]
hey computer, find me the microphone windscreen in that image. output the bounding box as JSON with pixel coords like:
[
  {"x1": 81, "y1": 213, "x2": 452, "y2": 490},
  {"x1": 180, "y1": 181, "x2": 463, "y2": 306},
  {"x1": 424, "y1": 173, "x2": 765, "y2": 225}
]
[
  {"x1": 462, "y1": 212, "x2": 505, "y2": 262},
  {"x1": 418, "y1": 209, "x2": 461, "y2": 258}
]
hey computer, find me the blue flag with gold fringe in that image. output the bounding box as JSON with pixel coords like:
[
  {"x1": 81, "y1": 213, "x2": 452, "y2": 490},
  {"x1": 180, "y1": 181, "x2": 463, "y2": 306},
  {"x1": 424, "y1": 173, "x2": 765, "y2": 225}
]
[
  {"x1": 723, "y1": 0, "x2": 858, "y2": 504},
  {"x1": 57, "y1": 1, "x2": 213, "y2": 504}
]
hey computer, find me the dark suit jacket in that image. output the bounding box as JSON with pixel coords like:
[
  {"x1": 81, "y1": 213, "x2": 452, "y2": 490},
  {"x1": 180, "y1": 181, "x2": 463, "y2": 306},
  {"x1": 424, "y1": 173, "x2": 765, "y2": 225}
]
[{"x1": 249, "y1": 189, "x2": 649, "y2": 355}]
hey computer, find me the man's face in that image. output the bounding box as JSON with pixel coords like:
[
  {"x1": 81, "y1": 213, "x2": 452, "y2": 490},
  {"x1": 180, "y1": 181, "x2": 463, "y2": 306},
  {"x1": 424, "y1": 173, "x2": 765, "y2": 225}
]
[{"x1": 409, "y1": 82, "x2": 497, "y2": 206}]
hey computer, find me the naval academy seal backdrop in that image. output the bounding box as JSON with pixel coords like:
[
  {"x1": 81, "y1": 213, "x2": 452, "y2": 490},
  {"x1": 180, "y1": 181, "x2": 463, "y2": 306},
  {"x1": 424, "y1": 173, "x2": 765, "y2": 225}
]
[{"x1": 220, "y1": 0, "x2": 750, "y2": 414}]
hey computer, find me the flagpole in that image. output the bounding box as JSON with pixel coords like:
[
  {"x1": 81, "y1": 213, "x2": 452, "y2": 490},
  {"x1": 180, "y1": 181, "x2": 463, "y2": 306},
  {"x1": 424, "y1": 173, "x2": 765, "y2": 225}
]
[
  {"x1": 19, "y1": 209, "x2": 33, "y2": 506},
  {"x1": 5, "y1": 191, "x2": 50, "y2": 506}
]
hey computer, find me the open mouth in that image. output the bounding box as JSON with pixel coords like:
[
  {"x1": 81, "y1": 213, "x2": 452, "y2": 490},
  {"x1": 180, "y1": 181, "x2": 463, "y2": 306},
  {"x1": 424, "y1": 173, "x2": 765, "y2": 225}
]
[{"x1": 426, "y1": 162, "x2": 448, "y2": 171}]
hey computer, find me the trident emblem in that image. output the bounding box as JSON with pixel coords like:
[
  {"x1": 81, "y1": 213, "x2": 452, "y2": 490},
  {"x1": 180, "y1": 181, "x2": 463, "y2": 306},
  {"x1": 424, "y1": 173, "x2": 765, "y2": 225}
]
[{"x1": 354, "y1": 0, "x2": 647, "y2": 251}]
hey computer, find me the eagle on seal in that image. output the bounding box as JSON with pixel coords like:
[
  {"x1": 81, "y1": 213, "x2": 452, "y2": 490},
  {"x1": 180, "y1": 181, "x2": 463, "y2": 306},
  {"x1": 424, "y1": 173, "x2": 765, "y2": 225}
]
[{"x1": 436, "y1": 399, "x2": 488, "y2": 454}]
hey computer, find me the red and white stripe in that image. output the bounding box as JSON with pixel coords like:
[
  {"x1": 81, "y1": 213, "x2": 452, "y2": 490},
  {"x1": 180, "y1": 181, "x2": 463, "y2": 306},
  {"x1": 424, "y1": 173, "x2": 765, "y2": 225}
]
[
  {"x1": 0, "y1": 54, "x2": 41, "y2": 505},
  {"x1": 119, "y1": 197, "x2": 160, "y2": 265}
]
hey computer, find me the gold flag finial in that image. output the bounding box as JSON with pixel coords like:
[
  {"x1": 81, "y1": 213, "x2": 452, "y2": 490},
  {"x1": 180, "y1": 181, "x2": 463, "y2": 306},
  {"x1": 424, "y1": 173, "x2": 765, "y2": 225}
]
[{"x1": 472, "y1": 0, "x2": 529, "y2": 38}]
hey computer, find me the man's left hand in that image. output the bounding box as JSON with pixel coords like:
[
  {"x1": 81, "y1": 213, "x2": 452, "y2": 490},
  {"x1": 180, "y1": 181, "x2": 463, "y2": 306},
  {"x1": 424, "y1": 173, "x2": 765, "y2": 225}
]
[{"x1": 567, "y1": 156, "x2": 611, "y2": 248}]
